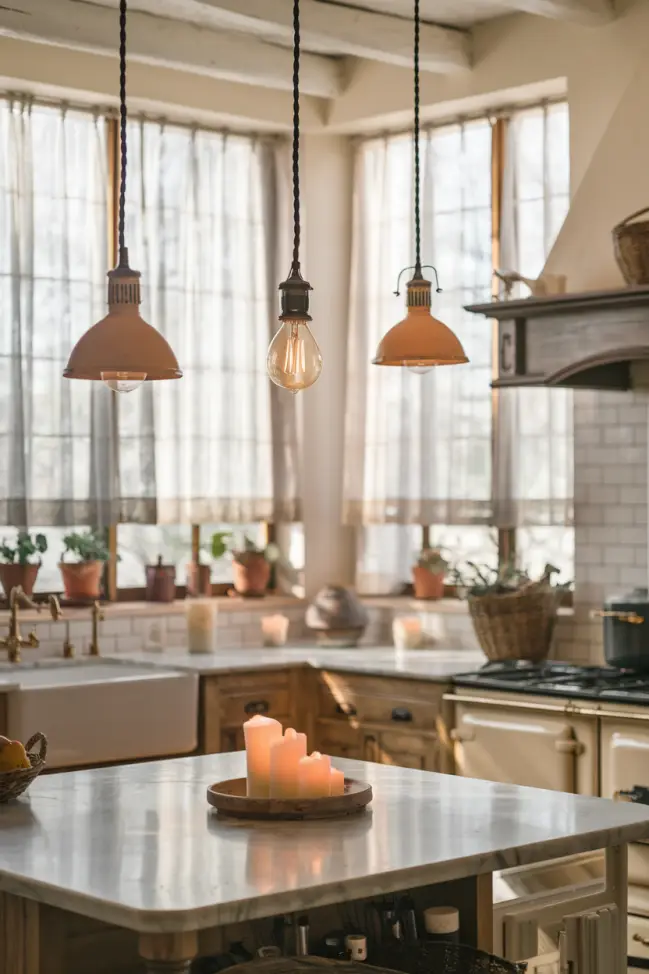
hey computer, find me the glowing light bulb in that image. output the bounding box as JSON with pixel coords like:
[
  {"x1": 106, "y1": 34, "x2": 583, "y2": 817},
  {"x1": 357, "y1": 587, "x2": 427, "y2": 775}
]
[
  {"x1": 267, "y1": 319, "x2": 322, "y2": 394},
  {"x1": 101, "y1": 370, "x2": 147, "y2": 393}
]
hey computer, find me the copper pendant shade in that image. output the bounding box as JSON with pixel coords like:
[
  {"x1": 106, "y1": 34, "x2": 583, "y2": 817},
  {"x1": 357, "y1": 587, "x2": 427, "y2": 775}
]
[
  {"x1": 373, "y1": 273, "x2": 468, "y2": 368},
  {"x1": 63, "y1": 0, "x2": 181, "y2": 387},
  {"x1": 372, "y1": 0, "x2": 468, "y2": 371}
]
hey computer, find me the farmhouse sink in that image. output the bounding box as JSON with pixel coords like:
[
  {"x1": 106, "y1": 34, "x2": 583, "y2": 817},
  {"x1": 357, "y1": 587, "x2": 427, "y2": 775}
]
[{"x1": 3, "y1": 661, "x2": 198, "y2": 769}]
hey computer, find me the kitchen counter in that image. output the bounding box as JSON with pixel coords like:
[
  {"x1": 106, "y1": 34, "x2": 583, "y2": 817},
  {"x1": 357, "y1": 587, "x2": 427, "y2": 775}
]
[
  {"x1": 0, "y1": 753, "x2": 645, "y2": 971},
  {"x1": 107, "y1": 645, "x2": 486, "y2": 681}
]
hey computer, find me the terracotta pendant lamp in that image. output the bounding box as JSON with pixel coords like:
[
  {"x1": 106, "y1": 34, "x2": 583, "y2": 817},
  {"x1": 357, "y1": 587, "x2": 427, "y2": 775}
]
[
  {"x1": 372, "y1": 0, "x2": 468, "y2": 372},
  {"x1": 266, "y1": 0, "x2": 322, "y2": 394},
  {"x1": 63, "y1": 0, "x2": 181, "y2": 392}
]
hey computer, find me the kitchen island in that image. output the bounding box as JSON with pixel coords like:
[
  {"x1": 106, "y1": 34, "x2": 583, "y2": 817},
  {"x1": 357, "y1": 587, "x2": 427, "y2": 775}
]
[{"x1": 0, "y1": 753, "x2": 647, "y2": 973}]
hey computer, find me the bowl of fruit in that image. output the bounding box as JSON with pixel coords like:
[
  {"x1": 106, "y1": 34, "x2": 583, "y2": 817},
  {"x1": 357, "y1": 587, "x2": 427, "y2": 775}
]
[{"x1": 0, "y1": 733, "x2": 47, "y2": 802}]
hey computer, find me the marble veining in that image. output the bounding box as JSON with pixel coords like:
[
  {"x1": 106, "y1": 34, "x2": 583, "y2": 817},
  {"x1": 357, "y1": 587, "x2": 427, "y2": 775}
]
[
  {"x1": 0, "y1": 753, "x2": 647, "y2": 933},
  {"x1": 107, "y1": 646, "x2": 487, "y2": 681}
]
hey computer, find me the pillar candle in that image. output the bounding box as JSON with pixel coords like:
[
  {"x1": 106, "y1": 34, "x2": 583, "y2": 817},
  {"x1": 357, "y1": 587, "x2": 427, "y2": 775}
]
[
  {"x1": 185, "y1": 598, "x2": 217, "y2": 653},
  {"x1": 261, "y1": 614, "x2": 290, "y2": 647},
  {"x1": 269, "y1": 727, "x2": 307, "y2": 798},
  {"x1": 298, "y1": 751, "x2": 331, "y2": 798},
  {"x1": 330, "y1": 767, "x2": 345, "y2": 796},
  {"x1": 392, "y1": 615, "x2": 423, "y2": 650},
  {"x1": 243, "y1": 714, "x2": 283, "y2": 797}
]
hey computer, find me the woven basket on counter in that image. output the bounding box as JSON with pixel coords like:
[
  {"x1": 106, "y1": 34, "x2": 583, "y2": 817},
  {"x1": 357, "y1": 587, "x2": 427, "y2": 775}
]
[
  {"x1": 612, "y1": 206, "x2": 649, "y2": 285},
  {"x1": 468, "y1": 582, "x2": 561, "y2": 663},
  {"x1": 0, "y1": 732, "x2": 47, "y2": 803}
]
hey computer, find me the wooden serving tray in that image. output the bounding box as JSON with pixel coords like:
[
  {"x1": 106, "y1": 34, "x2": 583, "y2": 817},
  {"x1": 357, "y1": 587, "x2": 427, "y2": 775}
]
[{"x1": 206, "y1": 777, "x2": 372, "y2": 820}]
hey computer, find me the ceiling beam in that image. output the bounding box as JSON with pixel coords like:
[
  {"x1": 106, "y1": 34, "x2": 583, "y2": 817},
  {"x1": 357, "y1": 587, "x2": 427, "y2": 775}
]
[
  {"x1": 493, "y1": 0, "x2": 614, "y2": 23},
  {"x1": 101, "y1": 0, "x2": 471, "y2": 74},
  {"x1": 0, "y1": 0, "x2": 342, "y2": 98}
]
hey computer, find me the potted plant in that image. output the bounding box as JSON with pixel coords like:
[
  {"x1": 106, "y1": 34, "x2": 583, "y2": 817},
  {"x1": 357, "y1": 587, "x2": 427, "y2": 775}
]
[
  {"x1": 59, "y1": 530, "x2": 110, "y2": 601},
  {"x1": 412, "y1": 548, "x2": 448, "y2": 600},
  {"x1": 454, "y1": 561, "x2": 567, "y2": 663},
  {"x1": 231, "y1": 535, "x2": 275, "y2": 598},
  {"x1": 186, "y1": 531, "x2": 231, "y2": 598},
  {"x1": 0, "y1": 532, "x2": 48, "y2": 598}
]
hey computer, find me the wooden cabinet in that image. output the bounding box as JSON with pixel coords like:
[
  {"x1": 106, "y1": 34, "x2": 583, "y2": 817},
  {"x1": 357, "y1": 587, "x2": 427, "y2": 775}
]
[
  {"x1": 199, "y1": 665, "x2": 451, "y2": 773},
  {"x1": 314, "y1": 670, "x2": 449, "y2": 773},
  {"x1": 201, "y1": 669, "x2": 296, "y2": 754}
]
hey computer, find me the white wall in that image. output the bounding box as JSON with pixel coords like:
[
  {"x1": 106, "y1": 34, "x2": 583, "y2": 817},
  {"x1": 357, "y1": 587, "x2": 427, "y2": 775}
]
[{"x1": 301, "y1": 134, "x2": 356, "y2": 596}]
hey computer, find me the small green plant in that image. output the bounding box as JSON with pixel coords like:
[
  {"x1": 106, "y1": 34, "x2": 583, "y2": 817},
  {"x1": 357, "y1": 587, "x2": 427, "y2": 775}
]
[
  {"x1": 61, "y1": 529, "x2": 110, "y2": 563},
  {"x1": 0, "y1": 531, "x2": 48, "y2": 565},
  {"x1": 416, "y1": 548, "x2": 449, "y2": 575},
  {"x1": 231, "y1": 535, "x2": 278, "y2": 566},
  {"x1": 453, "y1": 561, "x2": 563, "y2": 598},
  {"x1": 210, "y1": 530, "x2": 231, "y2": 561}
]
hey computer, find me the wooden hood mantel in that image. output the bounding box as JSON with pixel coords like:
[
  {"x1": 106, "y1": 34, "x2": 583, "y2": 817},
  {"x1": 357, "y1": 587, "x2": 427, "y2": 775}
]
[{"x1": 465, "y1": 285, "x2": 649, "y2": 391}]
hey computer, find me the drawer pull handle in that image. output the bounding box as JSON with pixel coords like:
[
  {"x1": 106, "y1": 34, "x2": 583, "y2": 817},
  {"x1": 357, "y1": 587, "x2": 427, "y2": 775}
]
[
  {"x1": 391, "y1": 707, "x2": 413, "y2": 722},
  {"x1": 336, "y1": 702, "x2": 357, "y2": 717},
  {"x1": 244, "y1": 700, "x2": 269, "y2": 715},
  {"x1": 633, "y1": 933, "x2": 649, "y2": 948}
]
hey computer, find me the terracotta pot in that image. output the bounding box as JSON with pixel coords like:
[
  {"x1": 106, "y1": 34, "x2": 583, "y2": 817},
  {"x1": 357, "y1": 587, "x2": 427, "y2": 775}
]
[
  {"x1": 0, "y1": 563, "x2": 40, "y2": 599},
  {"x1": 412, "y1": 566, "x2": 445, "y2": 600},
  {"x1": 59, "y1": 561, "x2": 104, "y2": 601},
  {"x1": 232, "y1": 555, "x2": 270, "y2": 597},
  {"x1": 186, "y1": 562, "x2": 212, "y2": 598}
]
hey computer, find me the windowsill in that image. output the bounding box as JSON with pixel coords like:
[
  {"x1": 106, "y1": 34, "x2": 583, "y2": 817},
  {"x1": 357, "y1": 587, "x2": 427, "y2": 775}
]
[{"x1": 0, "y1": 594, "x2": 306, "y2": 623}]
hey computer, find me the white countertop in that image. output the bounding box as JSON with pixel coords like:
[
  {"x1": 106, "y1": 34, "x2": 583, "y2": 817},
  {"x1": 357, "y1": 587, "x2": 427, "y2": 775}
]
[
  {"x1": 1, "y1": 753, "x2": 647, "y2": 933},
  {"x1": 107, "y1": 646, "x2": 487, "y2": 681}
]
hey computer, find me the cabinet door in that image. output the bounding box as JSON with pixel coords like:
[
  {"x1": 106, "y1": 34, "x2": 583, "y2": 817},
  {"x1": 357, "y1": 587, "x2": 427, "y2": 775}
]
[
  {"x1": 600, "y1": 716, "x2": 649, "y2": 887},
  {"x1": 453, "y1": 703, "x2": 586, "y2": 792},
  {"x1": 220, "y1": 726, "x2": 244, "y2": 752},
  {"x1": 315, "y1": 720, "x2": 363, "y2": 760},
  {"x1": 376, "y1": 730, "x2": 438, "y2": 771}
]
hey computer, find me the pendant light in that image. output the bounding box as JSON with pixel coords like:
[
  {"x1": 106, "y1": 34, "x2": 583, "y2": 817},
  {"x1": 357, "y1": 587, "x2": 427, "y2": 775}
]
[
  {"x1": 63, "y1": 0, "x2": 182, "y2": 392},
  {"x1": 372, "y1": 0, "x2": 468, "y2": 372},
  {"x1": 266, "y1": 0, "x2": 322, "y2": 394}
]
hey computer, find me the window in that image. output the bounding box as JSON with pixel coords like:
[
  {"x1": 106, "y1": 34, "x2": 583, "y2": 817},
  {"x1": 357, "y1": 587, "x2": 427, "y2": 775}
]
[
  {"x1": 345, "y1": 103, "x2": 572, "y2": 593},
  {"x1": 0, "y1": 99, "x2": 301, "y2": 600}
]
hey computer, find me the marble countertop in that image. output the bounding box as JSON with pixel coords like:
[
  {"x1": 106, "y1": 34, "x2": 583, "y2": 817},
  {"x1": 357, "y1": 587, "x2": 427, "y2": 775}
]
[
  {"x1": 107, "y1": 646, "x2": 487, "y2": 681},
  {"x1": 1, "y1": 753, "x2": 648, "y2": 933}
]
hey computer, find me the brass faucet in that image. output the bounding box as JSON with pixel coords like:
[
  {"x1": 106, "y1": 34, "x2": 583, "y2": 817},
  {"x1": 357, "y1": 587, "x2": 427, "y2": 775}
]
[
  {"x1": 0, "y1": 587, "x2": 61, "y2": 664},
  {"x1": 89, "y1": 601, "x2": 104, "y2": 657}
]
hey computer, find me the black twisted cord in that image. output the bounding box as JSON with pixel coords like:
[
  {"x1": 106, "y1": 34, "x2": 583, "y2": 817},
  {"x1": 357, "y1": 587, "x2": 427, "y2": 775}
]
[
  {"x1": 118, "y1": 0, "x2": 127, "y2": 263},
  {"x1": 291, "y1": 0, "x2": 300, "y2": 274},
  {"x1": 413, "y1": 0, "x2": 421, "y2": 275}
]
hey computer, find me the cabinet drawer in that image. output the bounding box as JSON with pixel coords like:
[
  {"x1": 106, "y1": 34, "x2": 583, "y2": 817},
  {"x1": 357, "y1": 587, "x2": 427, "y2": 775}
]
[
  {"x1": 629, "y1": 915, "x2": 649, "y2": 962},
  {"x1": 216, "y1": 670, "x2": 289, "y2": 694},
  {"x1": 315, "y1": 719, "x2": 363, "y2": 759},
  {"x1": 371, "y1": 730, "x2": 438, "y2": 771},
  {"x1": 221, "y1": 689, "x2": 290, "y2": 727},
  {"x1": 318, "y1": 685, "x2": 435, "y2": 730}
]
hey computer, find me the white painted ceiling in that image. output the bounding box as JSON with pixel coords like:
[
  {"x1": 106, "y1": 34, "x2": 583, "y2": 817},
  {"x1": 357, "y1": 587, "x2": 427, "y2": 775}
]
[{"x1": 314, "y1": 0, "x2": 514, "y2": 29}]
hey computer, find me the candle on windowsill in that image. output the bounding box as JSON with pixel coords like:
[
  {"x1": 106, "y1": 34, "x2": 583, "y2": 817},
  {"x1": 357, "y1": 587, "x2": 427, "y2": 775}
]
[
  {"x1": 261, "y1": 614, "x2": 290, "y2": 647},
  {"x1": 298, "y1": 751, "x2": 331, "y2": 798},
  {"x1": 243, "y1": 714, "x2": 283, "y2": 797},
  {"x1": 185, "y1": 598, "x2": 217, "y2": 653},
  {"x1": 392, "y1": 615, "x2": 423, "y2": 650},
  {"x1": 269, "y1": 727, "x2": 307, "y2": 798}
]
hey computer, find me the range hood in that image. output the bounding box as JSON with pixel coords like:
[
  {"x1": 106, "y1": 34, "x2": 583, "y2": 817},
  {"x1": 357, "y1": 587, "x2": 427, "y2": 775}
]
[{"x1": 465, "y1": 285, "x2": 649, "y2": 391}]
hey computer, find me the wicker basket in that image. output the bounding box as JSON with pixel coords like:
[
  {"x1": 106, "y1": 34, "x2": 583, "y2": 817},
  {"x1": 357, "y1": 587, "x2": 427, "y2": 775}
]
[
  {"x1": 0, "y1": 732, "x2": 47, "y2": 803},
  {"x1": 468, "y1": 583, "x2": 561, "y2": 663},
  {"x1": 612, "y1": 206, "x2": 649, "y2": 284}
]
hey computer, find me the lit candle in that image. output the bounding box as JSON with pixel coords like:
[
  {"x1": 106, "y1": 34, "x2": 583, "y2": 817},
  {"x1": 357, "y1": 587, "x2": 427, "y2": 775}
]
[
  {"x1": 185, "y1": 598, "x2": 217, "y2": 653},
  {"x1": 392, "y1": 615, "x2": 423, "y2": 650},
  {"x1": 269, "y1": 727, "x2": 307, "y2": 798},
  {"x1": 261, "y1": 614, "x2": 290, "y2": 647},
  {"x1": 243, "y1": 714, "x2": 283, "y2": 797},
  {"x1": 298, "y1": 751, "x2": 331, "y2": 798},
  {"x1": 330, "y1": 767, "x2": 345, "y2": 796}
]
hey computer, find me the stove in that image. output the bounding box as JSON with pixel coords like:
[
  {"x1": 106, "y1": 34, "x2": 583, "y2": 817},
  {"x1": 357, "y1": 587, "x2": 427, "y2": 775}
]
[{"x1": 453, "y1": 660, "x2": 649, "y2": 704}]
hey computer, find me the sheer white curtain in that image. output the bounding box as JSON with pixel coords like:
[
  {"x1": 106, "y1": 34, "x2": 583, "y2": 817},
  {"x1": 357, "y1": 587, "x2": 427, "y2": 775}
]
[
  {"x1": 118, "y1": 121, "x2": 300, "y2": 525},
  {"x1": 497, "y1": 104, "x2": 573, "y2": 540},
  {"x1": 344, "y1": 121, "x2": 493, "y2": 592},
  {"x1": 0, "y1": 98, "x2": 114, "y2": 528}
]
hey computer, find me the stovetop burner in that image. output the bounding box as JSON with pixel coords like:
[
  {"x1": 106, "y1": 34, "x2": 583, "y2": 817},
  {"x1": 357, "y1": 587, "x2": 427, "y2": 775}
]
[{"x1": 453, "y1": 660, "x2": 649, "y2": 702}]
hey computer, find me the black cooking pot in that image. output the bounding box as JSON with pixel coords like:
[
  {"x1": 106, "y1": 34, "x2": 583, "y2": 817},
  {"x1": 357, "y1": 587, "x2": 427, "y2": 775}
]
[{"x1": 597, "y1": 587, "x2": 649, "y2": 670}]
